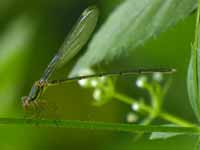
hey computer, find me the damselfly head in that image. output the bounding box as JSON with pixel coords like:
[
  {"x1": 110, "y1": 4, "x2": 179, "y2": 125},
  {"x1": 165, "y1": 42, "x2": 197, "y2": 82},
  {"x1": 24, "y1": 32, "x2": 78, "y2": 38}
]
[{"x1": 22, "y1": 80, "x2": 46, "y2": 107}]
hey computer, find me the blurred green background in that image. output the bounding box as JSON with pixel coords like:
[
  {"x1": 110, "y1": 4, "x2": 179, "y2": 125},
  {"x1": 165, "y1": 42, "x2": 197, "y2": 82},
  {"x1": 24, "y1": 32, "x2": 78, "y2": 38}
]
[{"x1": 0, "y1": 0, "x2": 198, "y2": 149}]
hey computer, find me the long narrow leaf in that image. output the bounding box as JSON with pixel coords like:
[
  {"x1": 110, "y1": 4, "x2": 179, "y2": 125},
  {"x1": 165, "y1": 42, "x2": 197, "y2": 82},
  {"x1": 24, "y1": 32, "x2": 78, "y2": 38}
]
[
  {"x1": 187, "y1": 1, "x2": 200, "y2": 122},
  {"x1": 0, "y1": 117, "x2": 199, "y2": 134}
]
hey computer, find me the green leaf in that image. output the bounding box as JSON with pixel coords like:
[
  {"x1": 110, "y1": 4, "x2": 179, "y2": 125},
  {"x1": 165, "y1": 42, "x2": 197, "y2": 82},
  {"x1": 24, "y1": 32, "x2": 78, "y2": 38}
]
[
  {"x1": 150, "y1": 132, "x2": 184, "y2": 140},
  {"x1": 187, "y1": 47, "x2": 200, "y2": 121},
  {"x1": 149, "y1": 124, "x2": 184, "y2": 140},
  {"x1": 70, "y1": 0, "x2": 197, "y2": 76},
  {"x1": 0, "y1": 117, "x2": 199, "y2": 135},
  {"x1": 187, "y1": 2, "x2": 200, "y2": 122}
]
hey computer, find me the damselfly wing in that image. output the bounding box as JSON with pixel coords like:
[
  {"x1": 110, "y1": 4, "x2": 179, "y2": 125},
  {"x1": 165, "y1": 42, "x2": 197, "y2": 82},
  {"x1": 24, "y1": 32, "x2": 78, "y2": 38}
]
[{"x1": 22, "y1": 6, "x2": 99, "y2": 109}]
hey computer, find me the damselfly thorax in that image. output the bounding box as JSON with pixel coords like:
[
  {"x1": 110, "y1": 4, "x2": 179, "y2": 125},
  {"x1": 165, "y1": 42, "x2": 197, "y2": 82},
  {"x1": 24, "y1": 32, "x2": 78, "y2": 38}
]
[{"x1": 22, "y1": 80, "x2": 48, "y2": 109}]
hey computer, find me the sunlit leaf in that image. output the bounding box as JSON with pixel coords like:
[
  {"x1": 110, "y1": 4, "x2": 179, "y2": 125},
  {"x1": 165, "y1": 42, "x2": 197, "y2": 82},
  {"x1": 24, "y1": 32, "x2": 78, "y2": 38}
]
[
  {"x1": 150, "y1": 131, "x2": 184, "y2": 140},
  {"x1": 187, "y1": 2, "x2": 200, "y2": 122},
  {"x1": 150, "y1": 124, "x2": 184, "y2": 140},
  {"x1": 70, "y1": 0, "x2": 197, "y2": 76},
  {"x1": 187, "y1": 47, "x2": 200, "y2": 121}
]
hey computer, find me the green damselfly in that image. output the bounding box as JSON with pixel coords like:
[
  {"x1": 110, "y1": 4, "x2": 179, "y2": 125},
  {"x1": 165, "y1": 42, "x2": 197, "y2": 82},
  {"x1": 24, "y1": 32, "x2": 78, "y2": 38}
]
[{"x1": 22, "y1": 6, "x2": 175, "y2": 109}]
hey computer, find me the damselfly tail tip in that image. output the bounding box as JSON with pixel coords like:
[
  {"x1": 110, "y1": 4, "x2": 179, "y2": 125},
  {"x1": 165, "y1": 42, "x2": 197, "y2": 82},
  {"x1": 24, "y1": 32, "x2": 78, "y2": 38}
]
[
  {"x1": 171, "y1": 68, "x2": 176, "y2": 73},
  {"x1": 162, "y1": 68, "x2": 176, "y2": 74},
  {"x1": 153, "y1": 68, "x2": 176, "y2": 74}
]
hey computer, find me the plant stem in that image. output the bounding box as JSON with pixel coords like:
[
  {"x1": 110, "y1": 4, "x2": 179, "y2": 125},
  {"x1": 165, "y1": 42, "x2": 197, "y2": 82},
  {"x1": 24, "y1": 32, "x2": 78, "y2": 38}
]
[
  {"x1": 113, "y1": 92, "x2": 196, "y2": 127},
  {"x1": 159, "y1": 112, "x2": 195, "y2": 127},
  {"x1": 0, "y1": 117, "x2": 199, "y2": 134},
  {"x1": 112, "y1": 92, "x2": 137, "y2": 104}
]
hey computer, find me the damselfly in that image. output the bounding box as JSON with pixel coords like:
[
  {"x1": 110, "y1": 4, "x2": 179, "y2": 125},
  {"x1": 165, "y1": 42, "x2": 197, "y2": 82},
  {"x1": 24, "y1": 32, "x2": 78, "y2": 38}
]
[{"x1": 21, "y1": 6, "x2": 175, "y2": 109}]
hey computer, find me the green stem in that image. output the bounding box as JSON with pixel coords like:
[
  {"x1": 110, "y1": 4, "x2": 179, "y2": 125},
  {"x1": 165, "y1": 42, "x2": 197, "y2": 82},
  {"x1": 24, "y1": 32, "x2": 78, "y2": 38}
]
[
  {"x1": 0, "y1": 117, "x2": 199, "y2": 134},
  {"x1": 159, "y1": 112, "x2": 195, "y2": 127},
  {"x1": 113, "y1": 92, "x2": 196, "y2": 127},
  {"x1": 113, "y1": 92, "x2": 137, "y2": 105}
]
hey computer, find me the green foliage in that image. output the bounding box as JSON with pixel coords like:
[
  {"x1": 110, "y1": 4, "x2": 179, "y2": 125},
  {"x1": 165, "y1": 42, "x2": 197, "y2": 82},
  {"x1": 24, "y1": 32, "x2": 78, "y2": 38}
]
[
  {"x1": 0, "y1": 117, "x2": 198, "y2": 134},
  {"x1": 150, "y1": 131, "x2": 183, "y2": 140},
  {"x1": 78, "y1": 70, "x2": 195, "y2": 127},
  {"x1": 71, "y1": 0, "x2": 197, "y2": 76},
  {"x1": 150, "y1": 125, "x2": 184, "y2": 140},
  {"x1": 187, "y1": 1, "x2": 200, "y2": 122}
]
